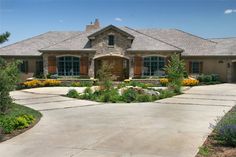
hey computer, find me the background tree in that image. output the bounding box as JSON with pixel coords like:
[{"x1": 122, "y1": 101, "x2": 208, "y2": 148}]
[
  {"x1": 0, "y1": 32, "x2": 20, "y2": 114},
  {"x1": 164, "y1": 53, "x2": 185, "y2": 94},
  {"x1": 0, "y1": 32, "x2": 10, "y2": 44}
]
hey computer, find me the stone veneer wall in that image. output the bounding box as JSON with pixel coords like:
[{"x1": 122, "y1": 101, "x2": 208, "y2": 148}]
[{"x1": 90, "y1": 29, "x2": 132, "y2": 57}]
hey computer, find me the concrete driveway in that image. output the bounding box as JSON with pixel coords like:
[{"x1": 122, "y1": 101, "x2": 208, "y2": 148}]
[{"x1": 0, "y1": 84, "x2": 235, "y2": 157}]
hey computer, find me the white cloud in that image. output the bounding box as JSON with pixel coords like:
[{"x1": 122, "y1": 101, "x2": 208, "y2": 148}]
[
  {"x1": 114, "y1": 17, "x2": 123, "y2": 22},
  {"x1": 58, "y1": 19, "x2": 64, "y2": 23},
  {"x1": 224, "y1": 9, "x2": 236, "y2": 14}
]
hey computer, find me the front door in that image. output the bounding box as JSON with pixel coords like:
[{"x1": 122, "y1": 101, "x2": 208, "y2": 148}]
[{"x1": 95, "y1": 56, "x2": 129, "y2": 81}]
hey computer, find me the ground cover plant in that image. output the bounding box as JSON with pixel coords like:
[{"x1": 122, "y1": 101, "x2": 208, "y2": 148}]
[
  {"x1": 0, "y1": 103, "x2": 42, "y2": 141},
  {"x1": 196, "y1": 106, "x2": 236, "y2": 157}
]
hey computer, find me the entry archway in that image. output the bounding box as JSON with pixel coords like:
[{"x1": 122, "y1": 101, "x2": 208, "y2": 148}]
[{"x1": 94, "y1": 56, "x2": 129, "y2": 81}]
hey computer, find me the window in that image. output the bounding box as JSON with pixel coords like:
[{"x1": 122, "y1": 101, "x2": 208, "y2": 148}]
[
  {"x1": 36, "y1": 60, "x2": 43, "y2": 76},
  {"x1": 57, "y1": 56, "x2": 80, "y2": 76},
  {"x1": 108, "y1": 35, "x2": 114, "y2": 46},
  {"x1": 143, "y1": 56, "x2": 165, "y2": 76},
  {"x1": 19, "y1": 60, "x2": 28, "y2": 73},
  {"x1": 190, "y1": 61, "x2": 202, "y2": 74}
]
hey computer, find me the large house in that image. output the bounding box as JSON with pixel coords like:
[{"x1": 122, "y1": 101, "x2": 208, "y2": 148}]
[{"x1": 0, "y1": 19, "x2": 236, "y2": 82}]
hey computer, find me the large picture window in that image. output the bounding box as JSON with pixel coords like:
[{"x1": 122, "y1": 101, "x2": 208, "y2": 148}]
[
  {"x1": 57, "y1": 56, "x2": 80, "y2": 76},
  {"x1": 143, "y1": 56, "x2": 165, "y2": 76}
]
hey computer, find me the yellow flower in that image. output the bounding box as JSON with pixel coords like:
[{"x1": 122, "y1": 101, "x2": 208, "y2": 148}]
[{"x1": 160, "y1": 78, "x2": 169, "y2": 86}]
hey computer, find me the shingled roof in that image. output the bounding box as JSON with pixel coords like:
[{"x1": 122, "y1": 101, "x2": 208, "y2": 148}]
[
  {"x1": 0, "y1": 25, "x2": 235, "y2": 57},
  {"x1": 138, "y1": 28, "x2": 217, "y2": 56},
  {"x1": 0, "y1": 31, "x2": 80, "y2": 56},
  {"x1": 210, "y1": 38, "x2": 236, "y2": 56},
  {"x1": 41, "y1": 26, "x2": 182, "y2": 52}
]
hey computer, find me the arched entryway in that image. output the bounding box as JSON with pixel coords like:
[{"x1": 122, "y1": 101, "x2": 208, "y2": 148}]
[{"x1": 94, "y1": 56, "x2": 129, "y2": 81}]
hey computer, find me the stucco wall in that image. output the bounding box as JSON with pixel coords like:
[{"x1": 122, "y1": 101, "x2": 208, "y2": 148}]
[
  {"x1": 1, "y1": 56, "x2": 42, "y2": 81},
  {"x1": 183, "y1": 56, "x2": 236, "y2": 82}
]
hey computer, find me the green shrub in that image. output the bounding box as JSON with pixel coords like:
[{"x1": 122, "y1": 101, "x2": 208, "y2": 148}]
[
  {"x1": 214, "y1": 107, "x2": 236, "y2": 146},
  {"x1": 137, "y1": 94, "x2": 152, "y2": 102},
  {"x1": 121, "y1": 88, "x2": 138, "y2": 103},
  {"x1": 0, "y1": 114, "x2": 35, "y2": 133},
  {"x1": 198, "y1": 146, "x2": 211, "y2": 156},
  {"x1": 79, "y1": 81, "x2": 93, "y2": 87},
  {"x1": 211, "y1": 74, "x2": 220, "y2": 82},
  {"x1": 71, "y1": 82, "x2": 80, "y2": 87},
  {"x1": 98, "y1": 89, "x2": 120, "y2": 103},
  {"x1": 159, "y1": 90, "x2": 175, "y2": 99},
  {"x1": 203, "y1": 75, "x2": 212, "y2": 82},
  {"x1": 128, "y1": 81, "x2": 148, "y2": 89},
  {"x1": 197, "y1": 74, "x2": 221, "y2": 83},
  {"x1": 67, "y1": 89, "x2": 79, "y2": 98},
  {"x1": 84, "y1": 87, "x2": 92, "y2": 94},
  {"x1": 15, "y1": 116, "x2": 29, "y2": 129},
  {"x1": 0, "y1": 117, "x2": 16, "y2": 133}
]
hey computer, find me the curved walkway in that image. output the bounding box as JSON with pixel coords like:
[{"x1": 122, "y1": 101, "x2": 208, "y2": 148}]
[{"x1": 0, "y1": 84, "x2": 235, "y2": 157}]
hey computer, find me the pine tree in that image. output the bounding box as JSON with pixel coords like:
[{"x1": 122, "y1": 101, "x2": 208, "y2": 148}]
[{"x1": 0, "y1": 32, "x2": 10, "y2": 44}]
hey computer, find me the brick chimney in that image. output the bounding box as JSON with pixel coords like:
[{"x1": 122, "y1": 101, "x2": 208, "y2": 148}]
[{"x1": 86, "y1": 19, "x2": 100, "y2": 32}]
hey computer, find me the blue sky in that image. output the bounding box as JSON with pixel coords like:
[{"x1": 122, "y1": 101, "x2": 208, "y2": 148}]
[{"x1": 0, "y1": 0, "x2": 236, "y2": 46}]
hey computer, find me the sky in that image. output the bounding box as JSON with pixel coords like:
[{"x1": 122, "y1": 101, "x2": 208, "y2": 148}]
[{"x1": 0, "y1": 0, "x2": 236, "y2": 46}]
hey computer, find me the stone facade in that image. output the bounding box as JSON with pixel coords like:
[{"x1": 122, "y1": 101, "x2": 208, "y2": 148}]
[{"x1": 90, "y1": 29, "x2": 132, "y2": 58}]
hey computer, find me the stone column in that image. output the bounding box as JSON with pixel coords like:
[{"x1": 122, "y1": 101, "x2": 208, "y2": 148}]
[
  {"x1": 129, "y1": 56, "x2": 134, "y2": 79},
  {"x1": 43, "y1": 54, "x2": 48, "y2": 77},
  {"x1": 88, "y1": 57, "x2": 95, "y2": 78}
]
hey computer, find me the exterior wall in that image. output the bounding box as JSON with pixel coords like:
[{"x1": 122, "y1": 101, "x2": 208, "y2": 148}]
[
  {"x1": 183, "y1": 56, "x2": 236, "y2": 82},
  {"x1": 90, "y1": 29, "x2": 132, "y2": 58},
  {"x1": 1, "y1": 56, "x2": 42, "y2": 81}
]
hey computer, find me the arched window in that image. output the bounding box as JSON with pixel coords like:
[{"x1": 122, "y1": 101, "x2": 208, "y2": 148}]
[
  {"x1": 57, "y1": 56, "x2": 80, "y2": 76},
  {"x1": 143, "y1": 56, "x2": 165, "y2": 76}
]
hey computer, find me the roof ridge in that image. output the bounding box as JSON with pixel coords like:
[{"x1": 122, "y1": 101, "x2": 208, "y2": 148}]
[
  {"x1": 124, "y1": 26, "x2": 183, "y2": 51},
  {"x1": 39, "y1": 32, "x2": 83, "y2": 50},
  {"x1": 174, "y1": 29, "x2": 217, "y2": 44},
  {"x1": 0, "y1": 31, "x2": 54, "y2": 49},
  {"x1": 209, "y1": 37, "x2": 236, "y2": 39}
]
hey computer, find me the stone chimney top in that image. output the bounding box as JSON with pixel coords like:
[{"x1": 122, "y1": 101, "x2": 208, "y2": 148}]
[{"x1": 86, "y1": 19, "x2": 100, "y2": 32}]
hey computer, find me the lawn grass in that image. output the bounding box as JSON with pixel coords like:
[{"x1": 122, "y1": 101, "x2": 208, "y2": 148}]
[
  {"x1": 0, "y1": 103, "x2": 42, "y2": 142},
  {"x1": 0, "y1": 103, "x2": 42, "y2": 120}
]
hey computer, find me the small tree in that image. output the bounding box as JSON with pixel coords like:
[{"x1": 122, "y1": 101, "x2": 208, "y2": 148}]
[
  {"x1": 96, "y1": 62, "x2": 115, "y2": 90},
  {"x1": 0, "y1": 31, "x2": 20, "y2": 114},
  {"x1": 0, "y1": 58, "x2": 20, "y2": 114},
  {"x1": 164, "y1": 54, "x2": 185, "y2": 94}
]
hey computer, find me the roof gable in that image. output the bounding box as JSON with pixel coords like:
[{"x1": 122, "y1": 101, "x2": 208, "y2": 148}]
[{"x1": 88, "y1": 25, "x2": 134, "y2": 40}]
